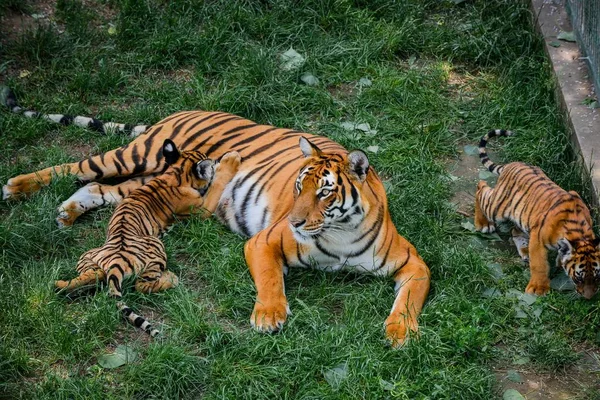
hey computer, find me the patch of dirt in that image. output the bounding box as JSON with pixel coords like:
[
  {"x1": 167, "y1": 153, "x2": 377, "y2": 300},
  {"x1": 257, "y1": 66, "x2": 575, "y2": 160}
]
[
  {"x1": 327, "y1": 83, "x2": 356, "y2": 100},
  {"x1": 493, "y1": 347, "x2": 600, "y2": 399}
]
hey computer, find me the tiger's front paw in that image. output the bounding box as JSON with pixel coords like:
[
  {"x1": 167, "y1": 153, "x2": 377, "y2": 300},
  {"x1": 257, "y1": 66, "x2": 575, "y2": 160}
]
[
  {"x1": 217, "y1": 151, "x2": 242, "y2": 176},
  {"x1": 525, "y1": 279, "x2": 550, "y2": 296},
  {"x1": 384, "y1": 316, "x2": 419, "y2": 348},
  {"x1": 250, "y1": 298, "x2": 290, "y2": 333}
]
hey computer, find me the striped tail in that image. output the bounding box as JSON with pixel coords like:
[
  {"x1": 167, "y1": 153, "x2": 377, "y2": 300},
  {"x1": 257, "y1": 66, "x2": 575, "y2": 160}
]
[
  {"x1": 1, "y1": 86, "x2": 149, "y2": 137},
  {"x1": 478, "y1": 129, "x2": 513, "y2": 175},
  {"x1": 117, "y1": 301, "x2": 160, "y2": 337}
]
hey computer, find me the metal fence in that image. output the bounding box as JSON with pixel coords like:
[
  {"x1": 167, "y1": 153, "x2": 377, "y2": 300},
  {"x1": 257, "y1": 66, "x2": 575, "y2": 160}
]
[{"x1": 566, "y1": 0, "x2": 600, "y2": 94}]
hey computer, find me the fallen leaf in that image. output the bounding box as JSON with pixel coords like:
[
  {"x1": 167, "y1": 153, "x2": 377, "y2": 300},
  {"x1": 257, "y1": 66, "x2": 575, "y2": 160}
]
[
  {"x1": 366, "y1": 145, "x2": 379, "y2": 153},
  {"x1": 461, "y1": 221, "x2": 476, "y2": 232},
  {"x1": 358, "y1": 77, "x2": 372, "y2": 87},
  {"x1": 482, "y1": 287, "x2": 502, "y2": 298},
  {"x1": 463, "y1": 144, "x2": 479, "y2": 156},
  {"x1": 340, "y1": 122, "x2": 356, "y2": 131},
  {"x1": 479, "y1": 169, "x2": 495, "y2": 180},
  {"x1": 487, "y1": 263, "x2": 504, "y2": 280},
  {"x1": 550, "y1": 272, "x2": 575, "y2": 291},
  {"x1": 557, "y1": 31, "x2": 576, "y2": 42},
  {"x1": 324, "y1": 363, "x2": 348, "y2": 388},
  {"x1": 108, "y1": 24, "x2": 117, "y2": 36},
  {"x1": 19, "y1": 70, "x2": 31, "y2": 79},
  {"x1": 512, "y1": 356, "x2": 530, "y2": 365},
  {"x1": 97, "y1": 345, "x2": 138, "y2": 369},
  {"x1": 280, "y1": 48, "x2": 305, "y2": 71},
  {"x1": 300, "y1": 72, "x2": 319, "y2": 86},
  {"x1": 503, "y1": 389, "x2": 525, "y2": 400},
  {"x1": 506, "y1": 370, "x2": 524, "y2": 383}
]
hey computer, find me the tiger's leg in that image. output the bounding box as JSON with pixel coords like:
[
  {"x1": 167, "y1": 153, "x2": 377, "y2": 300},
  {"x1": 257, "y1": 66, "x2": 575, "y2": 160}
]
[
  {"x1": 474, "y1": 180, "x2": 496, "y2": 233},
  {"x1": 384, "y1": 244, "x2": 431, "y2": 348},
  {"x1": 135, "y1": 263, "x2": 179, "y2": 294},
  {"x1": 511, "y1": 227, "x2": 529, "y2": 263},
  {"x1": 525, "y1": 230, "x2": 551, "y2": 295},
  {"x1": 56, "y1": 176, "x2": 155, "y2": 228},
  {"x1": 55, "y1": 252, "x2": 105, "y2": 291},
  {"x1": 3, "y1": 138, "x2": 165, "y2": 200},
  {"x1": 244, "y1": 232, "x2": 290, "y2": 333}
]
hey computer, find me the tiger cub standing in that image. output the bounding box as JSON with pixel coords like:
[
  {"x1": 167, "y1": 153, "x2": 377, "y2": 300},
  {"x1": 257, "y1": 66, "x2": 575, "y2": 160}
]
[
  {"x1": 55, "y1": 140, "x2": 241, "y2": 336},
  {"x1": 474, "y1": 129, "x2": 600, "y2": 298}
]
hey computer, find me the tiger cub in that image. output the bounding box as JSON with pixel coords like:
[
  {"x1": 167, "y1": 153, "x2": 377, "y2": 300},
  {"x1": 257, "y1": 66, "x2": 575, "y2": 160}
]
[
  {"x1": 474, "y1": 129, "x2": 600, "y2": 299},
  {"x1": 55, "y1": 140, "x2": 241, "y2": 336}
]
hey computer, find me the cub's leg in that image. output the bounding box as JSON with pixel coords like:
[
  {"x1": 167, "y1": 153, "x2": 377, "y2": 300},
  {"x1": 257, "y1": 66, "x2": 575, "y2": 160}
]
[
  {"x1": 511, "y1": 227, "x2": 529, "y2": 263},
  {"x1": 135, "y1": 263, "x2": 179, "y2": 294},
  {"x1": 525, "y1": 230, "x2": 551, "y2": 295},
  {"x1": 56, "y1": 176, "x2": 155, "y2": 228},
  {"x1": 55, "y1": 253, "x2": 105, "y2": 291},
  {"x1": 244, "y1": 231, "x2": 290, "y2": 333},
  {"x1": 474, "y1": 180, "x2": 496, "y2": 233},
  {"x1": 202, "y1": 151, "x2": 241, "y2": 214},
  {"x1": 384, "y1": 239, "x2": 431, "y2": 348}
]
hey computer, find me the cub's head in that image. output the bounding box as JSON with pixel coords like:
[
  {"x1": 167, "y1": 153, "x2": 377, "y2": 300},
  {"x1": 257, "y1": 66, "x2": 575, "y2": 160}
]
[
  {"x1": 558, "y1": 238, "x2": 600, "y2": 299},
  {"x1": 162, "y1": 139, "x2": 215, "y2": 195},
  {"x1": 288, "y1": 137, "x2": 370, "y2": 240}
]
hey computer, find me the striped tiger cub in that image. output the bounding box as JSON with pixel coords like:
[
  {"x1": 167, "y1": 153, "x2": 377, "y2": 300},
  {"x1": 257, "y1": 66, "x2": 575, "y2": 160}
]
[
  {"x1": 475, "y1": 129, "x2": 600, "y2": 299},
  {"x1": 55, "y1": 140, "x2": 241, "y2": 336}
]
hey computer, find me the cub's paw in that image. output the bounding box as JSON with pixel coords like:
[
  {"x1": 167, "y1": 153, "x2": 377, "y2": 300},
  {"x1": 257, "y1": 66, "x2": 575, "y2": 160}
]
[
  {"x1": 218, "y1": 151, "x2": 242, "y2": 174},
  {"x1": 250, "y1": 299, "x2": 290, "y2": 333},
  {"x1": 384, "y1": 316, "x2": 418, "y2": 348},
  {"x1": 525, "y1": 280, "x2": 550, "y2": 296},
  {"x1": 475, "y1": 223, "x2": 496, "y2": 234}
]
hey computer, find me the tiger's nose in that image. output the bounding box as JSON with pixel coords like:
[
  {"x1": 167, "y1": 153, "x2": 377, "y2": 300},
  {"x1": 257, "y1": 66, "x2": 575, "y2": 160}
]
[{"x1": 289, "y1": 218, "x2": 306, "y2": 228}]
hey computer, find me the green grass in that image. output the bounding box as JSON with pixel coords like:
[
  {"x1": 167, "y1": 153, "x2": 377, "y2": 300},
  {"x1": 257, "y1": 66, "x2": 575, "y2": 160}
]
[{"x1": 1, "y1": 0, "x2": 600, "y2": 398}]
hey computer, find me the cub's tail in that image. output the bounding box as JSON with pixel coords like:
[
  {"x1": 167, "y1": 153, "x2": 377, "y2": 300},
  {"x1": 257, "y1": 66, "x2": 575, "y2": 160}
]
[
  {"x1": 478, "y1": 129, "x2": 513, "y2": 175},
  {"x1": 117, "y1": 301, "x2": 160, "y2": 337},
  {"x1": 1, "y1": 86, "x2": 149, "y2": 137}
]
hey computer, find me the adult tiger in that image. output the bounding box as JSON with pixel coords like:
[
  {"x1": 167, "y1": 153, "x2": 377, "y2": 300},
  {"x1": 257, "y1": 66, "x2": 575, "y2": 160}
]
[
  {"x1": 475, "y1": 129, "x2": 600, "y2": 298},
  {"x1": 3, "y1": 89, "x2": 430, "y2": 346},
  {"x1": 56, "y1": 140, "x2": 241, "y2": 336}
]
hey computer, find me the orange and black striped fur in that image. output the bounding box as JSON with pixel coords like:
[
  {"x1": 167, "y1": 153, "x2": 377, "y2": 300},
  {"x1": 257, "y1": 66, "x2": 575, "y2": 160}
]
[
  {"x1": 4, "y1": 93, "x2": 430, "y2": 346},
  {"x1": 475, "y1": 129, "x2": 600, "y2": 298},
  {"x1": 55, "y1": 140, "x2": 241, "y2": 336}
]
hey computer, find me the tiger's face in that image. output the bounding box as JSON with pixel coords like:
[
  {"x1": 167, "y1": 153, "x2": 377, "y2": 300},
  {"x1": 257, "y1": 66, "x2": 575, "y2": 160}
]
[
  {"x1": 558, "y1": 238, "x2": 600, "y2": 299},
  {"x1": 288, "y1": 137, "x2": 369, "y2": 240},
  {"x1": 162, "y1": 139, "x2": 215, "y2": 195}
]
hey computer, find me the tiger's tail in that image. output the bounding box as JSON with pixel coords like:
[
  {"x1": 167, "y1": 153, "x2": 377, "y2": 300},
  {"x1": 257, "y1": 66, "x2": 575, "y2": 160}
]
[
  {"x1": 1, "y1": 86, "x2": 149, "y2": 137},
  {"x1": 478, "y1": 129, "x2": 513, "y2": 175},
  {"x1": 117, "y1": 301, "x2": 160, "y2": 337}
]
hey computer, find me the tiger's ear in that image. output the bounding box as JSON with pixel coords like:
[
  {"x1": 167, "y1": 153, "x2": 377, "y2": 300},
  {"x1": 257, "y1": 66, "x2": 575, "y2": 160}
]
[
  {"x1": 299, "y1": 137, "x2": 323, "y2": 158},
  {"x1": 194, "y1": 159, "x2": 214, "y2": 182},
  {"x1": 348, "y1": 150, "x2": 369, "y2": 182},
  {"x1": 558, "y1": 238, "x2": 573, "y2": 258},
  {"x1": 163, "y1": 139, "x2": 180, "y2": 165}
]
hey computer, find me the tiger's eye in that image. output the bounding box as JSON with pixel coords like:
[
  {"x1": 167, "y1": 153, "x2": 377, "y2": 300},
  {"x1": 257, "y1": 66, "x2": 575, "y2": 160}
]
[{"x1": 320, "y1": 189, "x2": 330, "y2": 197}]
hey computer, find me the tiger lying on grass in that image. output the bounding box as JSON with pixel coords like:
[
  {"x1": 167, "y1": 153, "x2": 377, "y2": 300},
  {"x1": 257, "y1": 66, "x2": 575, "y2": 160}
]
[
  {"x1": 475, "y1": 129, "x2": 600, "y2": 299},
  {"x1": 3, "y1": 88, "x2": 430, "y2": 347},
  {"x1": 55, "y1": 139, "x2": 241, "y2": 336}
]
